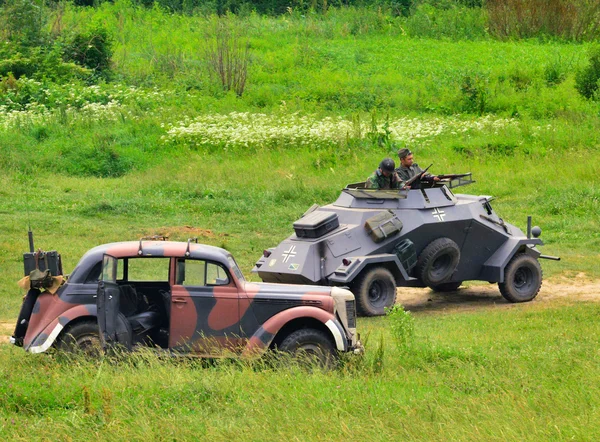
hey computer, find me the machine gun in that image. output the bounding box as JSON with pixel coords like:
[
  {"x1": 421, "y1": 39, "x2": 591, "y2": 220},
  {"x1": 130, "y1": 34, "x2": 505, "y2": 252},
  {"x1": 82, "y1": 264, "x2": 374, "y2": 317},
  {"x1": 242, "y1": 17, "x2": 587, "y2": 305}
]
[
  {"x1": 401, "y1": 163, "x2": 433, "y2": 189},
  {"x1": 437, "y1": 173, "x2": 471, "y2": 180},
  {"x1": 436, "y1": 172, "x2": 475, "y2": 189}
]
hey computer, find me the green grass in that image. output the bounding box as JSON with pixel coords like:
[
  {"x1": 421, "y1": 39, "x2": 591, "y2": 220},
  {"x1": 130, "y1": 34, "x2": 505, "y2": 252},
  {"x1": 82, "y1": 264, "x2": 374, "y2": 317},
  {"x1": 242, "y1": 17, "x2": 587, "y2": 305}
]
[
  {"x1": 1, "y1": 3, "x2": 600, "y2": 439},
  {"x1": 2, "y1": 301, "x2": 600, "y2": 440}
]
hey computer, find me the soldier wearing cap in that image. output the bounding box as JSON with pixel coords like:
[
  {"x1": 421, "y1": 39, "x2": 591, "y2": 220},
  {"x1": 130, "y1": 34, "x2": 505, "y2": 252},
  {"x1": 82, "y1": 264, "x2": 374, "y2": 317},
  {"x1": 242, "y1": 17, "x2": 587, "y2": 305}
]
[
  {"x1": 366, "y1": 158, "x2": 402, "y2": 189},
  {"x1": 396, "y1": 148, "x2": 440, "y2": 189}
]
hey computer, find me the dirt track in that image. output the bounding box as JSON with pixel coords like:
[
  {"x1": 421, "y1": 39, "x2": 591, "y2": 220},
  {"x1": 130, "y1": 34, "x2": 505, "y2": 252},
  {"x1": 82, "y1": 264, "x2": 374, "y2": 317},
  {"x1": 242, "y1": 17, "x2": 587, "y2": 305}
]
[{"x1": 2, "y1": 274, "x2": 599, "y2": 345}]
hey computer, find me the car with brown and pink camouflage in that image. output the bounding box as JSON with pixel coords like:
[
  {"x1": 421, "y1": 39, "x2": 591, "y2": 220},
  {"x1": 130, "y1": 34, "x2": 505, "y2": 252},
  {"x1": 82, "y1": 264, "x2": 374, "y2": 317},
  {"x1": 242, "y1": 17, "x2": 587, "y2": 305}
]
[{"x1": 11, "y1": 238, "x2": 362, "y2": 366}]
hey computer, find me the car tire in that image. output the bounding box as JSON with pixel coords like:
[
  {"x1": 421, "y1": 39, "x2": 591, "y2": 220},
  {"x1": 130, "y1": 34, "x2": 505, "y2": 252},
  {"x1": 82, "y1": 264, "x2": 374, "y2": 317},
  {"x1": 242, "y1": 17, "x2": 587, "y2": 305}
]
[
  {"x1": 418, "y1": 238, "x2": 461, "y2": 288},
  {"x1": 352, "y1": 267, "x2": 397, "y2": 317},
  {"x1": 499, "y1": 253, "x2": 542, "y2": 303},
  {"x1": 431, "y1": 281, "x2": 463, "y2": 292},
  {"x1": 278, "y1": 328, "x2": 337, "y2": 369},
  {"x1": 56, "y1": 321, "x2": 102, "y2": 356}
]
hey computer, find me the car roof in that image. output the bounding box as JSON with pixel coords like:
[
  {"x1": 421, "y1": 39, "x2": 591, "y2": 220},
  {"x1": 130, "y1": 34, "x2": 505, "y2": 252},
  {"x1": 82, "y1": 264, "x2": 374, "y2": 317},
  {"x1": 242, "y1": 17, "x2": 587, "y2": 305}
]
[{"x1": 82, "y1": 241, "x2": 231, "y2": 261}]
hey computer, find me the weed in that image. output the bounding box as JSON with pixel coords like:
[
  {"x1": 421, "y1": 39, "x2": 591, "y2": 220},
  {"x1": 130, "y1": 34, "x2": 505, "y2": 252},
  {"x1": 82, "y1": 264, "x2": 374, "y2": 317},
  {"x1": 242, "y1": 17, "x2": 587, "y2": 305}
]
[
  {"x1": 386, "y1": 304, "x2": 414, "y2": 349},
  {"x1": 575, "y1": 45, "x2": 600, "y2": 100}
]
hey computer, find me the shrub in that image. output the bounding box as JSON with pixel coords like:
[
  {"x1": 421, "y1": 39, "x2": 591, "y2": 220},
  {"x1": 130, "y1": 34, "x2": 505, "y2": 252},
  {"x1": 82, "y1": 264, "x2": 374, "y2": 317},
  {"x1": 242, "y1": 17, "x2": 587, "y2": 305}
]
[
  {"x1": 386, "y1": 304, "x2": 414, "y2": 349},
  {"x1": 63, "y1": 27, "x2": 113, "y2": 75},
  {"x1": 487, "y1": 0, "x2": 600, "y2": 41},
  {"x1": 205, "y1": 17, "x2": 250, "y2": 97},
  {"x1": 460, "y1": 73, "x2": 488, "y2": 115},
  {"x1": 575, "y1": 46, "x2": 600, "y2": 100}
]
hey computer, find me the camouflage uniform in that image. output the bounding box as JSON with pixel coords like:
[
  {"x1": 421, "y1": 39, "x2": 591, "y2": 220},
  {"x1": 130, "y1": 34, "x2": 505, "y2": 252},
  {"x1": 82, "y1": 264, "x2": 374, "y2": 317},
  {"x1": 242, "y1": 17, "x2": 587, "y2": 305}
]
[{"x1": 366, "y1": 169, "x2": 401, "y2": 190}]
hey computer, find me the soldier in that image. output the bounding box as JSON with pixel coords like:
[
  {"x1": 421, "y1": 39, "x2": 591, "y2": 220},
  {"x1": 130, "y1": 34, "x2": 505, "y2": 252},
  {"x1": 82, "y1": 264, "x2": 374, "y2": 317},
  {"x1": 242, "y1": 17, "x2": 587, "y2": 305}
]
[
  {"x1": 366, "y1": 158, "x2": 402, "y2": 189},
  {"x1": 396, "y1": 148, "x2": 440, "y2": 189}
]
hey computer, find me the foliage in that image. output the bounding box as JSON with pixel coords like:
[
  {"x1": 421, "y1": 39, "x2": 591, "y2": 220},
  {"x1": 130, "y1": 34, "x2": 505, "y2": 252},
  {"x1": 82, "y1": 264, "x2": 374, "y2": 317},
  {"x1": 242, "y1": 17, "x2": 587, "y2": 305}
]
[
  {"x1": 385, "y1": 304, "x2": 414, "y2": 349},
  {"x1": 63, "y1": 27, "x2": 113, "y2": 76},
  {"x1": 205, "y1": 17, "x2": 250, "y2": 97},
  {"x1": 575, "y1": 45, "x2": 600, "y2": 100},
  {"x1": 487, "y1": 0, "x2": 600, "y2": 41}
]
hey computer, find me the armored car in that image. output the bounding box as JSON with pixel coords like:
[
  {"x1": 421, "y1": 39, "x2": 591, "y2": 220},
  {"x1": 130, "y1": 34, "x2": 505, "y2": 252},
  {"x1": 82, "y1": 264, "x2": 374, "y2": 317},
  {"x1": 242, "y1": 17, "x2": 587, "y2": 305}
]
[{"x1": 254, "y1": 175, "x2": 559, "y2": 316}]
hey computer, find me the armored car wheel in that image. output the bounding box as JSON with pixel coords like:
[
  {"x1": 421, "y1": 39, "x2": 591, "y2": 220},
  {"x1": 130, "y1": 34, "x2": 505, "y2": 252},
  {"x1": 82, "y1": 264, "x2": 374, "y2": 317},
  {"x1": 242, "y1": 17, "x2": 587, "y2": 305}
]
[
  {"x1": 353, "y1": 267, "x2": 397, "y2": 317},
  {"x1": 499, "y1": 253, "x2": 542, "y2": 303},
  {"x1": 279, "y1": 328, "x2": 337, "y2": 369},
  {"x1": 431, "y1": 281, "x2": 463, "y2": 292},
  {"x1": 417, "y1": 238, "x2": 461, "y2": 288},
  {"x1": 56, "y1": 321, "x2": 102, "y2": 356}
]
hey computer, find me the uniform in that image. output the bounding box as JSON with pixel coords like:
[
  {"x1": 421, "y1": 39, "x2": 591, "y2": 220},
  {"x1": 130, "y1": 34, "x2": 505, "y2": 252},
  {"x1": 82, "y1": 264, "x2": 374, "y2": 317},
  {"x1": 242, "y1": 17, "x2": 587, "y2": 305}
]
[{"x1": 366, "y1": 169, "x2": 401, "y2": 190}]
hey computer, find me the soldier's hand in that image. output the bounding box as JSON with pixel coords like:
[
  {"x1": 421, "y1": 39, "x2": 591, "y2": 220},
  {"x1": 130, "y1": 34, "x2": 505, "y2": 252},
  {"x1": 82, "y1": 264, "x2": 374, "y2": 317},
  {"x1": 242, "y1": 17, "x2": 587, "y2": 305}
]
[{"x1": 433, "y1": 176, "x2": 440, "y2": 182}]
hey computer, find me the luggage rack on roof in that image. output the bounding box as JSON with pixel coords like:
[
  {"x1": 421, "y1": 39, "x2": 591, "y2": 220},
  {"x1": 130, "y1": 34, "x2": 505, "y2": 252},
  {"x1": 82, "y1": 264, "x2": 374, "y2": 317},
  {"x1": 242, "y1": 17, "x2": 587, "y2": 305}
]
[{"x1": 137, "y1": 235, "x2": 168, "y2": 255}]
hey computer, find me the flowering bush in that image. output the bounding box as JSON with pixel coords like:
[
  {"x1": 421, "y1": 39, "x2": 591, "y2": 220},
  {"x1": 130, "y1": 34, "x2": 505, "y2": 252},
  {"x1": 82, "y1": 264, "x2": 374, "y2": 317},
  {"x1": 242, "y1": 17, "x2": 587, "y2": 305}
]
[
  {"x1": 0, "y1": 79, "x2": 172, "y2": 130},
  {"x1": 163, "y1": 111, "x2": 519, "y2": 149}
]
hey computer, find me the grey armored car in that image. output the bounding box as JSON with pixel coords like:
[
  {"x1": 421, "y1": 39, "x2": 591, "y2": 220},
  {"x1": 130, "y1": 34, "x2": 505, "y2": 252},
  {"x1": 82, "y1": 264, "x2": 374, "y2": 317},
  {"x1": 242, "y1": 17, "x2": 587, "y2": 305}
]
[{"x1": 253, "y1": 175, "x2": 559, "y2": 316}]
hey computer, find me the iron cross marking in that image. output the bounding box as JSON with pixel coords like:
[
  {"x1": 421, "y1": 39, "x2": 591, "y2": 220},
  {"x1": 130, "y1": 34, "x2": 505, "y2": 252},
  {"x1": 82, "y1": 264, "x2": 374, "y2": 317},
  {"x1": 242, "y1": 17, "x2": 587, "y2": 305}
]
[
  {"x1": 432, "y1": 208, "x2": 446, "y2": 222},
  {"x1": 282, "y1": 245, "x2": 297, "y2": 263}
]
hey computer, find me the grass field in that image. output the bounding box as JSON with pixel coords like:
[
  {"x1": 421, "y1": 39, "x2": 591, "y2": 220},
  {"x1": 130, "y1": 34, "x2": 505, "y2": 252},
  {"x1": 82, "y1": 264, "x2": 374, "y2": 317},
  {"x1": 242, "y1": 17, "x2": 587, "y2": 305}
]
[{"x1": 1, "y1": 2, "x2": 600, "y2": 440}]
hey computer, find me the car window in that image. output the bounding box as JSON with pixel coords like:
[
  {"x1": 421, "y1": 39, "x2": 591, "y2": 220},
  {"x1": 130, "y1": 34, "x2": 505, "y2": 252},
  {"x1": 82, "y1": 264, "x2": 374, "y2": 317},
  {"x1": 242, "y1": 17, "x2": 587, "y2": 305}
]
[
  {"x1": 177, "y1": 259, "x2": 230, "y2": 287},
  {"x1": 127, "y1": 258, "x2": 170, "y2": 282},
  {"x1": 207, "y1": 262, "x2": 229, "y2": 285}
]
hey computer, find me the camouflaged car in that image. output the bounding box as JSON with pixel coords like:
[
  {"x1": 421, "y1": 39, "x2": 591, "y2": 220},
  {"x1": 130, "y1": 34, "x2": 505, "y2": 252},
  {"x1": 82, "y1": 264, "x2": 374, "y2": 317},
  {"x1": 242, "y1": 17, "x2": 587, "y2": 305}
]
[
  {"x1": 254, "y1": 174, "x2": 559, "y2": 317},
  {"x1": 11, "y1": 239, "x2": 361, "y2": 364}
]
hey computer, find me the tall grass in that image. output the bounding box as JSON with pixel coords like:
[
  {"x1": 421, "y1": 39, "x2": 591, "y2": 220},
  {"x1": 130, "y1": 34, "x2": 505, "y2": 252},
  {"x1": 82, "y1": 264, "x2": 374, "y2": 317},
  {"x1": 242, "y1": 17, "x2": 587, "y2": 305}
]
[{"x1": 2, "y1": 302, "x2": 600, "y2": 439}]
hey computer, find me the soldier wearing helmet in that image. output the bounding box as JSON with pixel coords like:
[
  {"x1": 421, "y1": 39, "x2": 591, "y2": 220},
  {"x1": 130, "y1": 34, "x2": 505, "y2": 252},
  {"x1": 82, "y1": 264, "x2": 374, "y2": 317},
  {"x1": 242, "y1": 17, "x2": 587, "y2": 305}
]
[
  {"x1": 366, "y1": 158, "x2": 403, "y2": 189},
  {"x1": 396, "y1": 148, "x2": 440, "y2": 189}
]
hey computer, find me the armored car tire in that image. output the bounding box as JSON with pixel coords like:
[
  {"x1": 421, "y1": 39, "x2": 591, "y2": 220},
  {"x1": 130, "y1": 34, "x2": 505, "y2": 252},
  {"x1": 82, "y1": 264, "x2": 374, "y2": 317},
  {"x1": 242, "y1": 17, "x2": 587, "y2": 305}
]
[
  {"x1": 56, "y1": 321, "x2": 102, "y2": 356},
  {"x1": 352, "y1": 267, "x2": 397, "y2": 317},
  {"x1": 417, "y1": 238, "x2": 461, "y2": 288},
  {"x1": 499, "y1": 253, "x2": 542, "y2": 303},
  {"x1": 278, "y1": 328, "x2": 337, "y2": 369}
]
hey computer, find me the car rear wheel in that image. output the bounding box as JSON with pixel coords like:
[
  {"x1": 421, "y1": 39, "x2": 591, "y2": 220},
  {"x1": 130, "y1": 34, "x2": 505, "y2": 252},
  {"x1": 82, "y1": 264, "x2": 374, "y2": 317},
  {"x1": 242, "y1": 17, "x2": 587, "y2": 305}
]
[
  {"x1": 499, "y1": 253, "x2": 542, "y2": 303},
  {"x1": 278, "y1": 328, "x2": 337, "y2": 369},
  {"x1": 56, "y1": 321, "x2": 102, "y2": 357},
  {"x1": 352, "y1": 267, "x2": 397, "y2": 317}
]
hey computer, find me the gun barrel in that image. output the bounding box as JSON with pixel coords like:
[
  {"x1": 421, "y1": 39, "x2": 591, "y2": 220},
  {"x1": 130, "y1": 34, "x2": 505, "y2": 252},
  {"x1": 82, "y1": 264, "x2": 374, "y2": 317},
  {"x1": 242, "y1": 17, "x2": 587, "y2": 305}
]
[{"x1": 28, "y1": 230, "x2": 34, "y2": 253}]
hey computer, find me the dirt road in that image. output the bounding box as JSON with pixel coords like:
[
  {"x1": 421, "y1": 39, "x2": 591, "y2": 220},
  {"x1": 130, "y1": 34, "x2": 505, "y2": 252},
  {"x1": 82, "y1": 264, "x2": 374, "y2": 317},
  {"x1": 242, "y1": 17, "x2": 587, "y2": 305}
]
[{"x1": 2, "y1": 274, "x2": 599, "y2": 345}]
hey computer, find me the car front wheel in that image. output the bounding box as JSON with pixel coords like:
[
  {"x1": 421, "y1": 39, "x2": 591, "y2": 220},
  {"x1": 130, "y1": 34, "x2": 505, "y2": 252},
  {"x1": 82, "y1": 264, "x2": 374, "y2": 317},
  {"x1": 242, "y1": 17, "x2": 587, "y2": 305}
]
[
  {"x1": 499, "y1": 253, "x2": 542, "y2": 303},
  {"x1": 278, "y1": 328, "x2": 337, "y2": 369}
]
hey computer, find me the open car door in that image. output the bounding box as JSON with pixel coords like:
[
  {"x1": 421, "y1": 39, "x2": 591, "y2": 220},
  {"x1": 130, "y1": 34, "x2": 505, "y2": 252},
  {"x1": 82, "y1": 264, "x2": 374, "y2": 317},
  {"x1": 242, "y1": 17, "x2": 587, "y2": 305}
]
[{"x1": 97, "y1": 254, "x2": 121, "y2": 349}]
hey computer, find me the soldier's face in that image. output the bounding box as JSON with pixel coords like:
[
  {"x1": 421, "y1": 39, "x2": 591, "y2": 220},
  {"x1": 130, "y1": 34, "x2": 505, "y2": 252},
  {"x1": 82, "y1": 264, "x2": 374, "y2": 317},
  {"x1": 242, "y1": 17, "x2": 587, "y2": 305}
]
[
  {"x1": 381, "y1": 169, "x2": 392, "y2": 177},
  {"x1": 401, "y1": 154, "x2": 414, "y2": 167}
]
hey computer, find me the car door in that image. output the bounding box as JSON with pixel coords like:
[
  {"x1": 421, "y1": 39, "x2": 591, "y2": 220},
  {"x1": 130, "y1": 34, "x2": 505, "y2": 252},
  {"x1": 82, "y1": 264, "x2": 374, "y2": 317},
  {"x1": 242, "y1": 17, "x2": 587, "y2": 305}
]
[
  {"x1": 97, "y1": 254, "x2": 121, "y2": 348},
  {"x1": 169, "y1": 258, "x2": 241, "y2": 355}
]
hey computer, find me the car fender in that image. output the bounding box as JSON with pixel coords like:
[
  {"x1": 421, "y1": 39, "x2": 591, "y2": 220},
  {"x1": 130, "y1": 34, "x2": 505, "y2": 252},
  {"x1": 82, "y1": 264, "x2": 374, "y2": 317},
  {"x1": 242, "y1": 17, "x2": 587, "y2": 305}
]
[
  {"x1": 242, "y1": 306, "x2": 347, "y2": 356},
  {"x1": 327, "y1": 253, "x2": 412, "y2": 285},
  {"x1": 25, "y1": 304, "x2": 97, "y2": 354},
  {"x1": 480, "y1": 238, "x2": 543, "y2": 282}
]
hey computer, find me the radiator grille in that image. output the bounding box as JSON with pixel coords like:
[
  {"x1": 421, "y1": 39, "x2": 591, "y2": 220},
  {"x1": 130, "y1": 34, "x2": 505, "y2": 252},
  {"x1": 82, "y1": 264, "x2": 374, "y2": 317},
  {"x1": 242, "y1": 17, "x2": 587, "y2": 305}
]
[{"x1": 346, "y1": 300, "x2": 356, "y2": 328}]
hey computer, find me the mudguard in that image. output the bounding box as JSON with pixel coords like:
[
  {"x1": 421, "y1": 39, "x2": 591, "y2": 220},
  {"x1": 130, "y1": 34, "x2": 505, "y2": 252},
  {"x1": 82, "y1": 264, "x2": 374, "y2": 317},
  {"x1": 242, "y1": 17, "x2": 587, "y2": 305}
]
[
  {"x1": 327, "y1": 254, "x2": 414, "y2": 285},
  {"x1": 242, "y1": 306, "x2": 347, "y2": 356},
  {"x1": 480, "y1": 238, "x2": 543, "y2": 282},
  {"x1": 25, "y1": 304, "x2": 97, "y2": 354}
]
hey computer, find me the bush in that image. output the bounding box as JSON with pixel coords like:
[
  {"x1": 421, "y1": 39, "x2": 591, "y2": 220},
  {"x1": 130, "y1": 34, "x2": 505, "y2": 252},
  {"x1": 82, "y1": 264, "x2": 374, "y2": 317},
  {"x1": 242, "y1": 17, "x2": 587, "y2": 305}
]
[
  {"x1": 575, "y1": 46, "x2": 600, "y2": 100},
  {"x1": 487, "y1": 0, "x2": 600, "y2": 41},
  {"x1": 386, "y1": 304, "x2": 414, "y2": 349},
  {"x1": 460, "y1": 73, "x2": 488, "y2": 114},
  {"x1": 63, "y1": 27, "x2": 113, "y2": 75}
]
